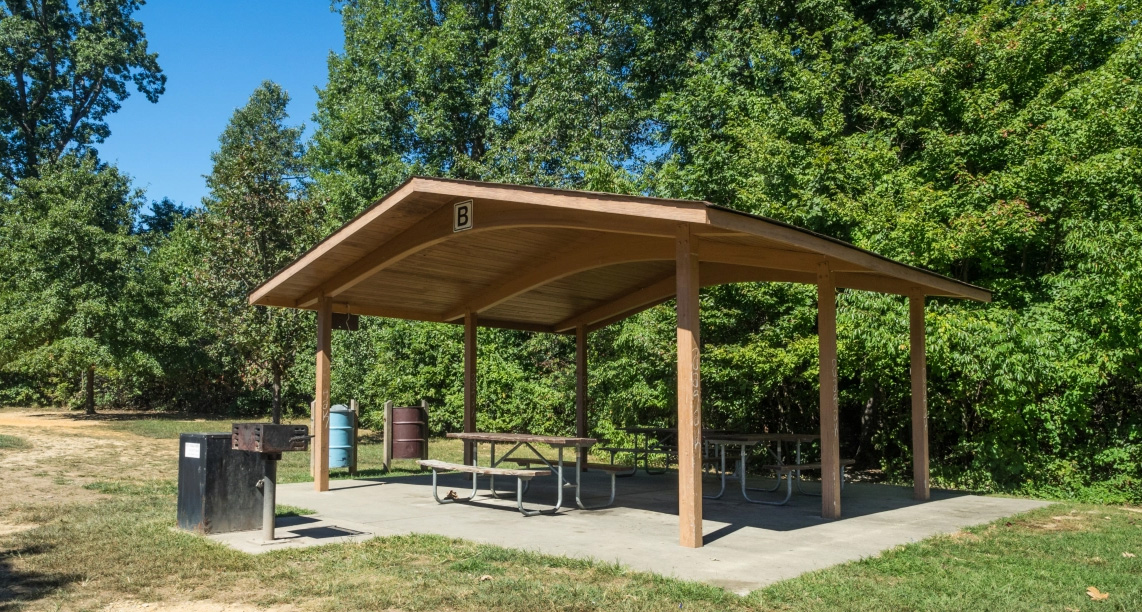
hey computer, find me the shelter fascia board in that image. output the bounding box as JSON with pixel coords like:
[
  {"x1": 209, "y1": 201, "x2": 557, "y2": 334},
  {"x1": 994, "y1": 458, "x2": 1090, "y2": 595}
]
[{"x1": 248, "y1": 178, "x2": 423, "y2": 306}]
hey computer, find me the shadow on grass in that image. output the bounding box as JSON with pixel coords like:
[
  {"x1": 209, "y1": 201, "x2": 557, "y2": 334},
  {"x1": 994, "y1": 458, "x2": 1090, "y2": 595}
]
[
  {"x1": 0, "y1": 544, "x2": 81, "y2": 610},
  {"x1": 54, "y1": 411, "x2": 226, "y2": 423}
]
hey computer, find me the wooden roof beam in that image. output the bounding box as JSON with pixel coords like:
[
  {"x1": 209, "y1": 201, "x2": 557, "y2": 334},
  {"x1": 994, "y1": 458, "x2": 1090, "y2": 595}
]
[
  {"x1": 442, "y1": 235, "x2": 673, "y2": 322},
  {"x1": 698, "y1": 241, "x2": 864, "y2": 273},
  {"x1": 288, "y1": 203, "x2": 693, "y2": 309},
  {"x1": 294, "y1": 204, "x2": 455, "y2": 308},
  {"x1": 556, "y1": 274, "x2": 677, "y2": 333},
  {"x1": 706, "y1": 208, "x2": 991, "y2": 302},
  {"x1": 562, "y1": 264, "x2": 819, "y2": 333}
]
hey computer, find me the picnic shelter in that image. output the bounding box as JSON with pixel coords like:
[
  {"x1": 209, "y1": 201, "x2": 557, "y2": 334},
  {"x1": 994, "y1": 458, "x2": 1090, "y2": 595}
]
[{"x1": 248, "y1": 176, "x2": 991, "y2": 548}]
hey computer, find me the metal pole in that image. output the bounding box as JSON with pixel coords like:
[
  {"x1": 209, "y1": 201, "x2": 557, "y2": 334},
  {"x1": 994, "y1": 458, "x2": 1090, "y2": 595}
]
[{"x1": 262, "y1": 456, "x2": 277, "y2": 542}]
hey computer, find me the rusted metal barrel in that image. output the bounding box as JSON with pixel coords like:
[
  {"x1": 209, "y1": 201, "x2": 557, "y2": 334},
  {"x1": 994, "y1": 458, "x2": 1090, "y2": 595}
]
[{"x1": 391, "y1": 403, "x2": 428, "y2": 460}]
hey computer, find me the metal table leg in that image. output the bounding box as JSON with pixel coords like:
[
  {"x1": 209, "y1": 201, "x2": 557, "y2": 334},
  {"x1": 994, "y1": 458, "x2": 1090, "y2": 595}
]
[
  {"x1": 703, "y1": 442, "x2": 728, "y2": 500},
  {"x1": 574, "y1": 453, "x2": 616, "y2": 509},
  {"x1": 740, "y1": 469, "x2": 793, "y2": 505},
  {"x1": 743, "y1": 441, "x2": 782, "y2": 493}
]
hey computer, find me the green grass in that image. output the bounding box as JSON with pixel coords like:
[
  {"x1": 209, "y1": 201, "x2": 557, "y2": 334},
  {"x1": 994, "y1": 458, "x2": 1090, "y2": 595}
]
[
  {"x1": 753, "y1": 506, "x2": 1142, "y2": 611},
  {"x1": 276, "y1": 504, "x2": 317, "y2": 517},
  {"x1": 5, "y1": 414, "x2": 1140, "y2": 610},
  {"x1": 0, "y1": 433, "x2": 30, "y2": 450},
  {"x1": 5, "y1": 480, "x2": 1141, "y2": 611},
  {"x1": 105, "y1": 416, "x2": 471, "y2": 484}
]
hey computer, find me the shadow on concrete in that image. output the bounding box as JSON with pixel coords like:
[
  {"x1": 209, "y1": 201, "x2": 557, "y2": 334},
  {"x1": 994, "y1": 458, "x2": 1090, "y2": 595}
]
[
  {"x1": 359, "y1": 469, "x2": 972, "y2": 533},
  {"x1": 275, "y1": 515, "x2": 322, "y2": 527},
  {"x1": 290, "y1": 526, "x2": 367, "y2": 539}
]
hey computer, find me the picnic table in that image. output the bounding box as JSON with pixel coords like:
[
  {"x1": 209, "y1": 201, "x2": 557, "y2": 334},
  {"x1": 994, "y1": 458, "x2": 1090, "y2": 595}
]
[
  {"x1": 422, "y1": 432, "x2": 623, "y2": 515},
  {"x1": 702, "y1": 433, "x2": 853, "y2": 505},
  {"x1": 601, "y1": 426, "x2": 733, "y2": 476}
]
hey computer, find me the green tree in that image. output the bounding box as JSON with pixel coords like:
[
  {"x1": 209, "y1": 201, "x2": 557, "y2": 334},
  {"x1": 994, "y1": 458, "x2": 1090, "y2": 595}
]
[
  {"x1": 0, "y1": 0, "x2": 165, "y2": 182},
  {"x1": 195, "y1": 81, "x2": 321, "y2": 422},
  {"x1": 307, "y1": 0, "x2": 1142, "y2": 501},
  {"x1": 0, "y1": 153, "x2": 148, "y2": 413},
  {"x1": 310, "y1": 0, "x2": 654, "y2": 223}
]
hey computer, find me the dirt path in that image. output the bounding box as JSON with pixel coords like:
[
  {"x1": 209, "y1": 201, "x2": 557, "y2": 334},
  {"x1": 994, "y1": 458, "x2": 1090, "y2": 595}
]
[
  {"x1": 0, "y1": 410, "x2": 307, "y2": 612},
  {"x1": 0, "y1": 409, "x2": 179, "y2": 511}
]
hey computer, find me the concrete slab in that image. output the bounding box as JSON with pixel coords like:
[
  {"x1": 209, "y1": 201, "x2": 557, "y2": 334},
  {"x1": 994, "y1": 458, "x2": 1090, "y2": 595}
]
[
  {"x1": 223, "y1": 471, "x2": 1051, "y2": 593},
  {"x1": 207, "y1": 514, "x2": 375, "y2": 553}
]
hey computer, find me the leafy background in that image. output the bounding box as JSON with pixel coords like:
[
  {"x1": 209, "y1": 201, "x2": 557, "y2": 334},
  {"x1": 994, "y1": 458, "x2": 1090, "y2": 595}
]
[{"x1": 1, "y1": 0, "x2": 1139, "y2": 503}]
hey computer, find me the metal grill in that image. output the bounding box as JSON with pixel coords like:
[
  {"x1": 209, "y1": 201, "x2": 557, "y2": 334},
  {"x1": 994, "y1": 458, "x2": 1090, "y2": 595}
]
[
  {"x1": 231, "y1": 423, "x2": 309, "y2": 455},
  {"x1": 230, "y1": 423, "x2": 310, "y2": 542}
]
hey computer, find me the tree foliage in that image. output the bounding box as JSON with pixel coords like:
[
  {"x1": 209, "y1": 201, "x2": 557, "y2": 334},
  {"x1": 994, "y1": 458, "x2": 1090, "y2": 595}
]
[
  {"x1": 0, "y1": 0, "x2": 1138, "y2": 503},
  {"x1": 0, "y1": 153, "x2": 150, "y2": 412},
  {"x1": 0, "y1": 0, "x2": 165, "y2": 182},
  {"x1": 189, "y1": 81, "x2": 322, "y2": 422},
  {"x1": 303, "y1": 0, "x2": 1142, "y2": 502}
]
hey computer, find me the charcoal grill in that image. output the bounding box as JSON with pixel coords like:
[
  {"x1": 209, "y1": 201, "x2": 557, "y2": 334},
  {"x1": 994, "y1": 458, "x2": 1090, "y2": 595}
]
[{"x1": 232, "y1": 423, "x2": 310, "y2": 541}]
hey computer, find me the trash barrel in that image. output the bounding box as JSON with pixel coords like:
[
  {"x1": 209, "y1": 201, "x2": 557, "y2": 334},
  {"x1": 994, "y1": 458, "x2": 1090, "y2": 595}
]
[
  {"x1": 391, "y1": 404, "x2": 428, "y2": 460},
  {"x1": 329, "y1": 405, "x2": 357, "y2": 469}
]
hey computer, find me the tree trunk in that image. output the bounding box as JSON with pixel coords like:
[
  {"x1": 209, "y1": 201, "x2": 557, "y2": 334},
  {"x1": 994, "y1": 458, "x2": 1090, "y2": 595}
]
[
  {"x1": 271, "y1": 363, "x2": 282, "y2": 424},
  {"x1": 85, "y1": 365, "x2": 96, "y2": 415}
]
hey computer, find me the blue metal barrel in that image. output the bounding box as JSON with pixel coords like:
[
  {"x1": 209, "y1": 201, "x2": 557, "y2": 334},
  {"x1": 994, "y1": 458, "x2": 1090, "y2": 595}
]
[{"x1": 329, "y1": 405, "x2": 356, "y2": 469}]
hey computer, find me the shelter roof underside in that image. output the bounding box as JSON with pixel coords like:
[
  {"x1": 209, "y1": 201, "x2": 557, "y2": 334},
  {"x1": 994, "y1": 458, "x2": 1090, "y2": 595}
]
[{"x1": 250, "y1": 178, "x2": 990, "y2": 333}]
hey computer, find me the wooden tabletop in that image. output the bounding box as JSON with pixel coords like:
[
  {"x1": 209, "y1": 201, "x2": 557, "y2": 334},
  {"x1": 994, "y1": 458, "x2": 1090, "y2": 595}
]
[
  {"x1": 624, "y1": 427, "x2": 735, "y2": 436},
  {"x1": 446, "y1": 432, "x2": 598, "y2": 448},
  {"x1": 705, "y1": 433, "x2": 820, "y2": 444}
]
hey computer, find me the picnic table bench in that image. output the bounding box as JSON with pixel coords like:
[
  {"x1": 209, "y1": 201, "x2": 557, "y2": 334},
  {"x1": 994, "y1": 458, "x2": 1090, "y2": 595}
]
[{"x1": 418, "y1": 459, "x2": 552, "y2": 516}]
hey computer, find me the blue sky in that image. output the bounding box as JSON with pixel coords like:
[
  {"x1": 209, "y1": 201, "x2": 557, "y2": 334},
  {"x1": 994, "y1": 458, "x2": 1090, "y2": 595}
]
[{"x1": 98, "y1": 1, "x2": 344, "y2": 209}]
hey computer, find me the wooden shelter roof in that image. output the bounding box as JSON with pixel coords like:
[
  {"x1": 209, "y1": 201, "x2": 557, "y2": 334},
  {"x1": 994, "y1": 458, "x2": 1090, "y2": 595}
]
[{"x1": 249, "y1": 177, "x2": 990, "y2": 332}]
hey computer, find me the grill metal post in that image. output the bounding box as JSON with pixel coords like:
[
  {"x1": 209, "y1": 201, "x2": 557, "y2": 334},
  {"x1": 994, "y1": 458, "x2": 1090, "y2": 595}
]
[
  {"x1": 262, "y1": 456, "x2": 278, "y2": 541},
  {"x1": 232, "y1": 423, "x2": 309, "y2": 543}
]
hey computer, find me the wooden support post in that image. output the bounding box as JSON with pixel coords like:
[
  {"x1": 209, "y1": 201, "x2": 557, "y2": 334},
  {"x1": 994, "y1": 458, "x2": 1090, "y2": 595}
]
[
  {"x1": 315, "y1": 296, "x2": 332, "y2": 492},
  {"x1": 463, "y1": 311, "x2": 478, "y2": 467},
  {"x1": 382, "y1": 400, "x2": 393, "y2": 472},
  {"x1": 309, "y1": 400, "x2": 316, "y2": 478},
  {"x1": 576, "y1": 324, "x2": 588, "y2": 440},
  {"x1": 420, "y1": 398, "x2": 430, "y2": 460},
  {"x1": 910, "y1": 290, "x2": 930, "y2": 501},
  {"x1": 817, "y1": 262, "x2": 841, "y2": 519},
  {"x1": 350, "y1": 399, "x2": 359, "y2": 476},
  {"x1": 675, "y1": 225, "x2": 703, "y2": 548}
]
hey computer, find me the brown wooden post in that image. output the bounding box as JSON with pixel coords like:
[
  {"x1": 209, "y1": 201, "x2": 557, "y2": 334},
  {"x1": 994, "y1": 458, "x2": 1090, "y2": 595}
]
[
  {"x1": 910, "y1": 290, "x2": 930, "y2": 501},
  {"x1": 350, "y1": 399, "x2": 359, "y2": 476},
  {"x1": 420, "y1": 398, "x2": 430, "y2": 460},
  {"x1": 576, "y1": 324, "x2": 588, "y2": 440},
  {"x1": 675, "y1": 224, "x2": 703, "y2": 548},
  {"x1": 463, "y1": 311, "x2": 478, "y2": 467},
  {"x1": 315, "y1": 296, "x2": 333, "y2": 492},
  {"x1": 382, "y1": 400, "x2": 393, "y2": 471},
  {"x1": 817, "y1": 262, "x2": 841, "y2": 519},
  {"x1": 309, "y1": 400, "x2": 316, "y2": 478}
]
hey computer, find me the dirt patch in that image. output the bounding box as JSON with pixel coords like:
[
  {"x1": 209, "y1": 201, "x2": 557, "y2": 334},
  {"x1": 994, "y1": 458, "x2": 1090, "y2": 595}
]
[
  {"x1": 0, "y1": 410, "x2": 180, "y2": 510},
  {"x1": 1017, "y1": 511, "x2": 1091, "y2": 533},
  {"x1": 946, "y1": 530, "x2": 981, "y2": 542},
  {"x1": 0, "y1": 521, "x2": 38, "y2": 536}
]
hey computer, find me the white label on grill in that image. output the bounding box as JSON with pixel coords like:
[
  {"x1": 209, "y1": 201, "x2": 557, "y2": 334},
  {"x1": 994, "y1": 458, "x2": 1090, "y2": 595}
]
[{"x1": 184, "y1": 442, "x2": 201, "y2": 459}]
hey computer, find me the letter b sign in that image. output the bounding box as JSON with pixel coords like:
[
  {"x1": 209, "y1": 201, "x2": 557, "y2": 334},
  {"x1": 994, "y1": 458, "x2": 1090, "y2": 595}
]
[{"x1": 453, "y1": 200, "x2": 473, "y2": 232}]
